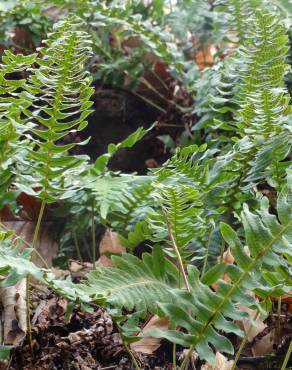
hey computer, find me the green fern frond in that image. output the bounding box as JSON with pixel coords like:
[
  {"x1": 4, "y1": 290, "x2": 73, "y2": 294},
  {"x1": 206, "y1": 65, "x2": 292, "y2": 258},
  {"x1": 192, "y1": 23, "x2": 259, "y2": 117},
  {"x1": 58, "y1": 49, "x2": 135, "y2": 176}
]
[
  {"x1": 16, "y1": 16, "x2": 94, "y2": 203},
  {"x1": 0, "y1": 51, "x2": 36, "y2": 194},
  {"x1": 148, "y1": 175, "x2": 292, "y2": 363},
  {"x1": 91, "y1": 3, "x2": 184, "y2": 73},
  {"x1": 233, "y1": 10, "x2": 292, "y2": 185},
  {"x1": 156, "y1": 144, "x2": 208, "y2": 184},
  {"x1": 84, "y1": 174, "x2": 138, "y2": 220},
  {"x1": 215, "y1": 0, "x2": 261, "y2": 43},
  {"x1": 112, "y1": 178, "x2": 154, "y2": 232},
  {"x1": 83, "y1": 246, "x2": 180, "y2": 311},
  {"x1": 148, "y1": 183, "x2": 204, "y2": 261}
]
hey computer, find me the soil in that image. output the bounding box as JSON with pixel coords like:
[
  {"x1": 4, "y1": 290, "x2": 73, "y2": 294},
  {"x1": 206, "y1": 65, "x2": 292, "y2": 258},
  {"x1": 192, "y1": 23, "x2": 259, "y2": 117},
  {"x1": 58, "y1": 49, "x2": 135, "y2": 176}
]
[
  {"x1": 5, "y1": 289, "x2": 292, "y2": 370},
  {"x1": 7, "y1": 290, "x2": 180, "y2": 370}
]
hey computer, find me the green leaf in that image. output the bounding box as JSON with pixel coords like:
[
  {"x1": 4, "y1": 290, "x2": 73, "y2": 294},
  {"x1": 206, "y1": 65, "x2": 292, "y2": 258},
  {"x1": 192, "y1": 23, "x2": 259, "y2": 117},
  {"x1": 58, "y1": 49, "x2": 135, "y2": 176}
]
[
  {"x1": 0, "y1": 345, "x2": 13, "y2": 361},
  {"x1": 82, "y1": 246, "x2": 180, "y2": 311}
]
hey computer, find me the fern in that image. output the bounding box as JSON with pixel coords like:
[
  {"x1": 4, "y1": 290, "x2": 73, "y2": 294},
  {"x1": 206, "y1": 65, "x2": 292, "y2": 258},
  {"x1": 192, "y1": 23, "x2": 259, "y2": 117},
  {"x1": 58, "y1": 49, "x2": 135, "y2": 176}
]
[
  {"x1": 148, "y1": 174, "x2": 292, "y2": 363},
  {"x1": 148, "y1": 183, "x2": 204, "y2": 261},
  {"x1": 15, "y1": 16, "x2": 94, "y2": 203},
  {"x1": 215, "y1": 0, "x2": 261, "y2": 43},
  {"x1": 111, "y1": 178, "x2": 154, "y2": 233},
  {"x1": 0, "y1": 51, "x2": 36, "y2": 196},
  {"x1": 83, "y1": 246, "x2": 180, "y2": 311}
]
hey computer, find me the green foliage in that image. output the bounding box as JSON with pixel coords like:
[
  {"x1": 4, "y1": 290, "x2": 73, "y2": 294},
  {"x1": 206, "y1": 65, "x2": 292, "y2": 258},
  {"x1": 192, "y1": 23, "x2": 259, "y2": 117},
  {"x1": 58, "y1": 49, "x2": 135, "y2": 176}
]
[
  {"x1": 0, "y1": 229, "x2": 44, "y2": 285},
  {"x1": 148, "y1": 183, "x2": 204, "y2": 261},
  {"x1": 0, "y1": 2, "x2": 291, "y2": 367},
  {"x1": 83, "y1": 246, "x2": 180, "y2": 311},
  {"x1": 0, "y1": 0, "x2": 52, "y2": 49},
  {"x1": 16, "y1": 16, "x2": 94, "y2": 202},
  {"x1": 147, "y1": 175, "x2": 292, "y2": 363},
  {"x1": 0, "y1": 51, "x2": 36, "y2": 197},
  {"x1": 215, "y1": 0, "x2": 262, "y2": 43}
]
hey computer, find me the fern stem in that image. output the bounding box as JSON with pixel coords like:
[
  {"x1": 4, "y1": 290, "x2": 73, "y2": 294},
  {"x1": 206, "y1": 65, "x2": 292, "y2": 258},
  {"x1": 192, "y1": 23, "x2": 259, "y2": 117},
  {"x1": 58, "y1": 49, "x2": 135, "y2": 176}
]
[
  {"x1": 173, "y1": 343, "x2": 177, "y2": 369},
  {"x1": 281, "y1": 340, "x2": 292, "y2": 370},
  {"x1": 180, "y1": 345, "x2": 194, "y2": 370},
  {"x1": 31, "y1": 200, "x2": 46, "y2": 250},
  {"x1": 162, "y1": 208, "x2": 190, "y2": 292},
  {"x1": 231, "y1": 310, "x2": 260, "y2": 370},
  {"x1": 277, "y1": 296, "x2": 282, "y2": 338},
  {"x1": 0, "y1": 222, "x2": 49, "y2": 268},
  {"x1": 25, "y1": 277, "x2": 34, "y2": 357},
  {"x1": 72, "y1": 229, "x2": 83, "y2": 262},
  {"x1": 82, "y1": 235, "x2": 92, "y2": 261},
  {"x1": 131, "y1": 89, "x2": 167, "y2": 113},
  {"x1": 124, "y1": 342, "x2": 141, "y2": 370},
  {"x1": 201, "y1": 227, "x2": 214, "y2": 277},
  {"x1": 92, "y1": 200, "x2": 96, "y2": 269},
  {"x1": 26, "y1": 199, "x2": 46, "y2": 357}
]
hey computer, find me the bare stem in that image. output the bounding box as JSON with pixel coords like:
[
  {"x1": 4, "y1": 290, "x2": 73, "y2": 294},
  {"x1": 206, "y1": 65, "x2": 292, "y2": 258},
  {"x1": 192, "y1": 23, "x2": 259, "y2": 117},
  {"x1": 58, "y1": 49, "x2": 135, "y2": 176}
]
[
  {"x1": 26, "y1": 199, "x2": 46, "y2": 357},
  {"x1": 162, "y1": 208, "x2": 190, "y2": 292},
  {"x1": 124, "y1": 342, "x2": 141, "y2": 370},
  {"x1": 201, "y1": 227, "x2": 214, "y2": 277},
  {"x1": 73, "y1": 229, "x2": 83, "y2": 262},
  {"x1": 180, "y1": 344, "x2": 195, "y2": 370},
  {"x1": 281, "y1": 340, "x2": 292, "y2": 370},
  {"x1": 231, "y1": 310, "x2": 260, "y2": 370},
  {"x1": 173, "y1": 343, "x2": 177, "y2": 369},
  {"x1": 92, "y1": 200, "x2": 96, "y2": 269},
  {"x1": 31, "y1": 200, "x2": 46, "y2": 250}
]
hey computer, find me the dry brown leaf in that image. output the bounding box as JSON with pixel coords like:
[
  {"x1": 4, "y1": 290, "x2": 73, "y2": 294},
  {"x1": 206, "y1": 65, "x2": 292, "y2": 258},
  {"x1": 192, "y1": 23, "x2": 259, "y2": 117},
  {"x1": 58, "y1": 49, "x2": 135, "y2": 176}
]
[
  {"x1": 238, "y1": 305, "x2": 267, "y2": 342},
  {"x1": 3, "y1": 220, "x2": 58, "y2": 267},
  {"x1": 0, "y1": 279, "x2": 26, "y2": 345},
  {"x1": 252, "y1": 330, "x2": 274, "y2": 357},
  {"x1": 221, "y1": 247, "x2": 235, "y2": 265},
  {"x1": 69, "y1": 260, "x2": 94, "y2": 278},
  {"x1": 201, "y1": 352, "x2": 234, "y2": 370},
  {"x1": 212, "y1": 248, "x2": 235, "y2": 290},
  {"x1": 97, "y1": 230, "x2": 126, "y2": 267},
  {"x1": 130, "y1": 315, "x2": 169, "y2": 354}
]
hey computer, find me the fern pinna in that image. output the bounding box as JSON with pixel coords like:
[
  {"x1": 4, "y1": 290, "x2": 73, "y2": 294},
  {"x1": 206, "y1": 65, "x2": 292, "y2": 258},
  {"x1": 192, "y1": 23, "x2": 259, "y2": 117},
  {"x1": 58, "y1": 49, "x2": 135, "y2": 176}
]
[{"x1": 16, "y1": 16, "x2": 94, "y2": 204}]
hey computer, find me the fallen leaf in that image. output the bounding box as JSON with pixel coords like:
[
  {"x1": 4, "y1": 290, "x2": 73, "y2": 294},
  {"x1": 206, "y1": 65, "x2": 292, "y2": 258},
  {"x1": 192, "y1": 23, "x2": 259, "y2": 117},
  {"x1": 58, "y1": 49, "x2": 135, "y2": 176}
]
[
  {"x1": 213, "y1": 248, "x2": 235, "y2": 290},
  {"x1": 1, "y1": 195, "x2": 58, "y2": 267},
  {"x1": 221, "y1": 247, "x2": 235, "y2": 265},
  {"x1": 238, "y1": 305, "x2": 267, "y2": 342},
  {"x1": 130, "y1": 315, "x2": 169, "y2": 354},
  {"x1": 201, "y1": 352, "x2": 234, "y2": 370},
  {"x1": 252, "y1": 330, "x2": 274, "y2": 357},
  {"x1": 97, "y1": 230, "x2": 126, "y2": 267},
  {"x1": 3, "y1": 220, "x2": 58, "y2": 267},
  {"x1": 69, "y1": 260, "x2": 93, "y2": 278},
  {"x1": 0, "y1": 279, "x2": 26, "y2": 346}
]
